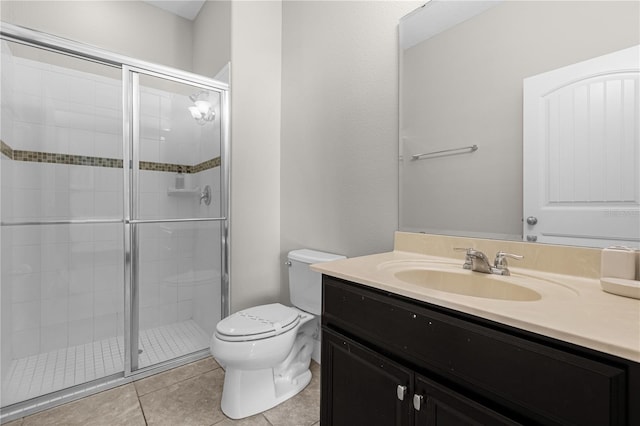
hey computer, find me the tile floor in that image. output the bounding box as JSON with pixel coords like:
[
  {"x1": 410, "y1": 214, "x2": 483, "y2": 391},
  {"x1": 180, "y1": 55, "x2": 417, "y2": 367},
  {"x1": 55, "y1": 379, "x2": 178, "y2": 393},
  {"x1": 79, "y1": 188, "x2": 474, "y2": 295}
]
[{"x1": 3, "y1": 357, "x2": 320, "y2": 426}]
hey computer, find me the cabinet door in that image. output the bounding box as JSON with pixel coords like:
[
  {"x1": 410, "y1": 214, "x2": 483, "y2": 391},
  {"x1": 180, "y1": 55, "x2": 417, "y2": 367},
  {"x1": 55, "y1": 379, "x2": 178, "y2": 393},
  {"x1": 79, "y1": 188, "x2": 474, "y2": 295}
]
[
  {"x1": 321, "y1": 328, "x2": 413, "y2": 426},
  {"x1": 414, "y1": 374, "x2": 520, "y2": 426}
]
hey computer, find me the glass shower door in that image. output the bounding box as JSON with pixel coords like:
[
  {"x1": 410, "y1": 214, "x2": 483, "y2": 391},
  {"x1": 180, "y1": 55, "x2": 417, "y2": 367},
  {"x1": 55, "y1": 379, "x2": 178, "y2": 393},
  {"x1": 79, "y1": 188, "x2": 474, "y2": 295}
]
[
  {"x1": 1, "y1": 40, "x2": 125, "y2": 406},
  {"x1": 127, "y1": 70, "x2": 225, "y2": 371}
]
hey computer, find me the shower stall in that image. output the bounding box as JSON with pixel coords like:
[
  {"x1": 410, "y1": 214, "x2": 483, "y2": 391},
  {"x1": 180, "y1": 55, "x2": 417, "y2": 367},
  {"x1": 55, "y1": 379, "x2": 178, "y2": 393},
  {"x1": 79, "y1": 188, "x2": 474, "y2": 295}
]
[{"x1": 0, "y1": 24, "x2": 229, "y2": 419}]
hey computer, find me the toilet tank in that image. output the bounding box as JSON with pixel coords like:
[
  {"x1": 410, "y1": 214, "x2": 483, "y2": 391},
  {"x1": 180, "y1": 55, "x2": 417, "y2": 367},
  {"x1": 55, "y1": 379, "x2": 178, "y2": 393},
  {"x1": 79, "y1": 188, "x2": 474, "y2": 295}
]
[{"x1": 288, "y1": 249, "x2": 345, "y2": 315}]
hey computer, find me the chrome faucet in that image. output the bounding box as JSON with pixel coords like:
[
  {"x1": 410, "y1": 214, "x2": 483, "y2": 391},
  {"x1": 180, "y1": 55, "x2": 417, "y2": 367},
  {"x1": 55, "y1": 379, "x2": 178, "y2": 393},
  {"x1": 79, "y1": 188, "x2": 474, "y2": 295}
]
[{"x1": 454, "y1": 248, "x2": 523, "y2": 276}]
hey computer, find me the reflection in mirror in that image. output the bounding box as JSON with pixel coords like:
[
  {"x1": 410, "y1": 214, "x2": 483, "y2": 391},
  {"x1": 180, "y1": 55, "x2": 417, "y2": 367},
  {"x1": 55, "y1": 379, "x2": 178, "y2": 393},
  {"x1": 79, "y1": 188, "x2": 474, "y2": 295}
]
[{"x1": 399, "y1": 1, "x2": 640, "y2": 248}]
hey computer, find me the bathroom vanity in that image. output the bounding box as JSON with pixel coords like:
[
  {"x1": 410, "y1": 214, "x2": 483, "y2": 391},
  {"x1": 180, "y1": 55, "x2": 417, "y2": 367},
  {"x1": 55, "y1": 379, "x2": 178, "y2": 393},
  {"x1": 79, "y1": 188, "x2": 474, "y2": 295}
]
[{"x1": 315, "y1": 233, "x2": 640, "y2": 426}]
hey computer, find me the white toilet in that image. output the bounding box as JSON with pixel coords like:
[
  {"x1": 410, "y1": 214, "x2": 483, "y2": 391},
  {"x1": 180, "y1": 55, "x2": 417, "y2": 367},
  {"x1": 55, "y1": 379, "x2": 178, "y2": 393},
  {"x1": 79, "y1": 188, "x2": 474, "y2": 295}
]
[{"x1": 210, "y1": 249, "x2": 345, "y2": 419}]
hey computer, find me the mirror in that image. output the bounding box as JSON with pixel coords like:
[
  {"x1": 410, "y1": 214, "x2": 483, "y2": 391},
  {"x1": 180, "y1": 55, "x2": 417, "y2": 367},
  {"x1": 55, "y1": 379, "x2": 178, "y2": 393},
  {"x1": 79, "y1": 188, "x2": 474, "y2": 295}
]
[{"x1": 399, "y1": 0, "x2": 640, "y2": 248}]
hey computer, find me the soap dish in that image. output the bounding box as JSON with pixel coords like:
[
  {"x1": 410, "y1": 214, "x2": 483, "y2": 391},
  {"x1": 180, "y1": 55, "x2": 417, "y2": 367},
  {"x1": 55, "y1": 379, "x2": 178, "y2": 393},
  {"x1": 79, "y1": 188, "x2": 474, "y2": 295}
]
[{"x1": 600, "y1": 277, "x2": 640, "y2": 300}]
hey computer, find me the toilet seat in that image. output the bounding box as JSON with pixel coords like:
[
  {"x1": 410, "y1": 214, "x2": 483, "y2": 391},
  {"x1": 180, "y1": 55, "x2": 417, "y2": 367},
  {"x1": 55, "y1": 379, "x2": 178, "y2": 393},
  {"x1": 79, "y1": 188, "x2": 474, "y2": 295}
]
[{"x1": 215, "y1": 303, "x2": 301, "y2": 342}]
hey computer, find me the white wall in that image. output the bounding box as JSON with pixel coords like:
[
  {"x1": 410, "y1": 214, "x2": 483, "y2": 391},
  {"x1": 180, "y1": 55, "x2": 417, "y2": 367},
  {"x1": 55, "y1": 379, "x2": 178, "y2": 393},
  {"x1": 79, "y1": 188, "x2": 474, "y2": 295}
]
[
  {"x1": 192, "y1": 0, "x2": 231, "y2": 79},
  {"x1": 221, "y1": 0, "x2": 417, "y2": 311},
  {"x1": 228, "y1": 1, "x2": 283, "y2": 312},
  {"x1": 1, "y1": 1, "x2": 194, "y2": 72},
  {"x1": 279, "y1": 1, "x2": 418, "y2": 299}
]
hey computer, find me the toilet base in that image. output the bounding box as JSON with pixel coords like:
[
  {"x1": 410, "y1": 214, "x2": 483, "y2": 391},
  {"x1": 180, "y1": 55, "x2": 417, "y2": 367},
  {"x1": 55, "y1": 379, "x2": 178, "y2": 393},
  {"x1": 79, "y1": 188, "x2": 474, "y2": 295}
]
[{"x1": 220, "y1": 367, "x2": 312, "y2": 419}]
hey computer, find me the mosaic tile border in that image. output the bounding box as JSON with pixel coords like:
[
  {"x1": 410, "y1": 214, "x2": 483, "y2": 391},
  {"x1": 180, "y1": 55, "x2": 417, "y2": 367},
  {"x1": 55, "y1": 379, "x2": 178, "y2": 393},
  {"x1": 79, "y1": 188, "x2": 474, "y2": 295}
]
[
  {"x1": 1, "y1": 140, "x2": 14, "y2": 159},
  {"x1": 192, "y1": 157, "x2": 221, "y2": 174},
  {"x1": 139, "y1": 161, "x2": 186, "y2": 173},
  {"x1": 0, "y1": 140, "x2": 220, "y2": 173},
  {"x1": 14, "y1": 150, "x2": 123, "y2": 168}
]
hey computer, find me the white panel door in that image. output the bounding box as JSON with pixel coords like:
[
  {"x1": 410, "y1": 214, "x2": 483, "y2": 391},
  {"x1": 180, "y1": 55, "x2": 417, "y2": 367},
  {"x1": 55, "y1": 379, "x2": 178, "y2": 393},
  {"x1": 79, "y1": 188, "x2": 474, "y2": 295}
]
[{"x1": 523, "y1": 45, "x2": 640, "y2": 248}]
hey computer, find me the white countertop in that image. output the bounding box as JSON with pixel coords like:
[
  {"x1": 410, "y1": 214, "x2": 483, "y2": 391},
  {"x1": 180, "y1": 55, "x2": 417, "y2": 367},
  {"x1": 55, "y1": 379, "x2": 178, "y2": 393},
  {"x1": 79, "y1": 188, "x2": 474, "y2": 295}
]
[{"x1": 312, "y1": 250, "x2": 640, "y2": 363}]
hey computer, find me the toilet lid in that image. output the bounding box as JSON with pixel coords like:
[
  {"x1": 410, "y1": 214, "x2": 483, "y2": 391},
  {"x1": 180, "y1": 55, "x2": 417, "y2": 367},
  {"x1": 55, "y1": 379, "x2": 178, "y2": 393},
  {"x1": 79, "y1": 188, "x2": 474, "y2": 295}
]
[{"x1": 215, "y1": 303, "x2": 301, "y2": 342}]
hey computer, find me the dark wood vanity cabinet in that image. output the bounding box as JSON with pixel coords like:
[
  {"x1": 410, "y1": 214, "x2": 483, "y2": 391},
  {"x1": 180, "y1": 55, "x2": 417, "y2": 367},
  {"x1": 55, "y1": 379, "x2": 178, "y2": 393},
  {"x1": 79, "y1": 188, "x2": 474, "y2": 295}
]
[
  {"x1": 322, "y1": 328, "x2": 517, "y2": 426},
  {"x1": 321, "y1": 276, "x2": 639, "y2": 426}
]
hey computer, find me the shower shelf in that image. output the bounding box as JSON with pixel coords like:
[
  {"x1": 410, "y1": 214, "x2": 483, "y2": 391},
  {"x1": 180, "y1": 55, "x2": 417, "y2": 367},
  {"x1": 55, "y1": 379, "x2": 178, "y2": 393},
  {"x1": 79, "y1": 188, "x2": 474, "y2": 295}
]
[{"x1": 167, "y1": 187, "x2": 201, "y2": 196}]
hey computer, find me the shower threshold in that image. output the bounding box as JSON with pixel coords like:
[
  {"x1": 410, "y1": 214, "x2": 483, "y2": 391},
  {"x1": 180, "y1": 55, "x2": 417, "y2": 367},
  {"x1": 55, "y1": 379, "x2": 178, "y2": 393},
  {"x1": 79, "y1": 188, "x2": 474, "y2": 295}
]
[{"x1": 1, "y1": 320, "x2": 210, "y2": 407}]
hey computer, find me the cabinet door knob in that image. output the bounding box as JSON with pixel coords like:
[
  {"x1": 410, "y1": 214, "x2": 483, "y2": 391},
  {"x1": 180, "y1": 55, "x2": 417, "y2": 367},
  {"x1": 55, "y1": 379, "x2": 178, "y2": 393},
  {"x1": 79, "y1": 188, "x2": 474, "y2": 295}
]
[
  {"x1": 413, "y1": 394, "x2": 424, "y2": 411},
  {"x1": 396, "y1": 385, "x2": 407, "y2": 401}
]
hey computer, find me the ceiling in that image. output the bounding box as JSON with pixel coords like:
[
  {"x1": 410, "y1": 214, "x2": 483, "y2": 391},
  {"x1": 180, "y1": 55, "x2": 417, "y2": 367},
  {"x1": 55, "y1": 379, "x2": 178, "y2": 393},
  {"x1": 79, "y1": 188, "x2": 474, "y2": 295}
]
[{"x1": 142, "y1": 0, "x2": 206, "y2": 21}]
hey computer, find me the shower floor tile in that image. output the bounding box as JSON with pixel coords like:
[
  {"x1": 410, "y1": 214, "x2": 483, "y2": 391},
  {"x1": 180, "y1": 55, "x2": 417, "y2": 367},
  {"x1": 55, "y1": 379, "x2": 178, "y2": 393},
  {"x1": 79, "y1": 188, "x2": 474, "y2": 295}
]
[
  {"x1": 138, "y1": 320, "x2": 210, "y2": 368},
  {"x1": 1, "y1": 320, "x2": 210, "y2": 407}
]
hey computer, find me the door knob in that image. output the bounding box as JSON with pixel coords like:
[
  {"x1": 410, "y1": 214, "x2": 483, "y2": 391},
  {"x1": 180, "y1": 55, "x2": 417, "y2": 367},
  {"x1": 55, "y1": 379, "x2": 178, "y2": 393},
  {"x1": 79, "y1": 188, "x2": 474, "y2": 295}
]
[{"x1": 526, "y1": 216, "x2": 538, "y2": 225}]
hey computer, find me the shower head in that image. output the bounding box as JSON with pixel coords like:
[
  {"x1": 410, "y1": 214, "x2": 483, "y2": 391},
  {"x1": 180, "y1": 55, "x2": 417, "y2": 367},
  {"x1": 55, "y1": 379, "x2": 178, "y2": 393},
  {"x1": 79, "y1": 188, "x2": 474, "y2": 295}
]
[
  {"x1": 189, "y1": 91, "x2": 208, "y2": 102},
  {"x1": 188, "y1": 91, "x2": 215, "y2": 125}
]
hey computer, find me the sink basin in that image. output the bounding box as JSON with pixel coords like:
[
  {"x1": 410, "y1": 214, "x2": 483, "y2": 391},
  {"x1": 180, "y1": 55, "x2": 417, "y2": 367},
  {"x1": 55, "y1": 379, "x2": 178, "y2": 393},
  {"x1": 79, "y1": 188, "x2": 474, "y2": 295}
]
[
  {"x1": 394, "y1": 268, "x2": 541, "y2": 301},
  {"x1": 377, "y1": 259, "x2": 578, "y2": 301}
]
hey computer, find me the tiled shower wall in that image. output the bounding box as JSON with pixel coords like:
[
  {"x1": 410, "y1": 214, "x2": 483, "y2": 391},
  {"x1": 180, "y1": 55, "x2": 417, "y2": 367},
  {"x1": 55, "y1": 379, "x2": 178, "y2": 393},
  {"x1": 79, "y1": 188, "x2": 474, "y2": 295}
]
[{"x1": 0, "y1": 43, "x2": 222, "y2": 376}]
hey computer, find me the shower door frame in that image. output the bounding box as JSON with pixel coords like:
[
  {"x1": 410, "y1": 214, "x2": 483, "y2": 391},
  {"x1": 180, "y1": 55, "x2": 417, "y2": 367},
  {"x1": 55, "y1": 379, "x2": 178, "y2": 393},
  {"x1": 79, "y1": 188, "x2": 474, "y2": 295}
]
[
  {"x1": 0, "y1": 22, "x2": 230, "y2": 416},
  {"x1": 123, "y1": 66, "x2": 230, "y2": 374}
]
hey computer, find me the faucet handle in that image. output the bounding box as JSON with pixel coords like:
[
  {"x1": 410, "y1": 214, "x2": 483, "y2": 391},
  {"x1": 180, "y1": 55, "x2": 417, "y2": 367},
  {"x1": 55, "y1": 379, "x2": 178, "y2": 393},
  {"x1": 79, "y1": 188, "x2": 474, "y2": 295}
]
[
  {"x1": 454, "y1": 247, "x2": 474, "y2": 269},
  {"x1": 494, "y1": 251, "x2": 523, "y2": 269},
  {"x1": 454, "y1": 247, "x2": 474, "y2": 254}
]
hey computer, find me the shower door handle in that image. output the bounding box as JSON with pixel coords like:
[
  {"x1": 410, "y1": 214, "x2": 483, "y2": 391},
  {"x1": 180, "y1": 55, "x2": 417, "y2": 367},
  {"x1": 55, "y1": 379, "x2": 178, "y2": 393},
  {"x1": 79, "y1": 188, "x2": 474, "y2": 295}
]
[{"x1": 125, "y1": 218, "x2": 226, "y2": 224}]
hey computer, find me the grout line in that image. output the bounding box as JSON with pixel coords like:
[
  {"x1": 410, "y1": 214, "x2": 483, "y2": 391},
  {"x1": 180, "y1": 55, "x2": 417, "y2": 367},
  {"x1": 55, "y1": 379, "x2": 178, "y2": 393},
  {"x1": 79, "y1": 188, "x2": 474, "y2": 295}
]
[
  {"x1": 134, "y1": 359, "x2": 222, "y2": 399},
  {"x1": 135, "y1": 388, "x2": 150, "y2": 426},
  {"x1": 263, "y1": 414, "x2": 275, "y2": 426}
]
